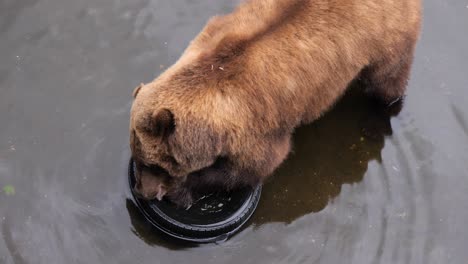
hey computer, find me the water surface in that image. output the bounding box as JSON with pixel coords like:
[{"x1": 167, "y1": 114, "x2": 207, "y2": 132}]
[{"x1": 1, "y1": 1, "x2": 468, "y2": 263}]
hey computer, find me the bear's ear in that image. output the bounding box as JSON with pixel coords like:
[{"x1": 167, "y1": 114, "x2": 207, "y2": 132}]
[
  {"x1": 132, "y1": 83, "x2": 144, "y2": 98},
  {"x1": 151, "y1": 109, "x2": 175, "y2": 139}
]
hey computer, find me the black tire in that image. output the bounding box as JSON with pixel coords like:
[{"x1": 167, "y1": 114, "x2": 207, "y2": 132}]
[{"x1": 128, "y1": 159, "x2": 262, "y2": 243}]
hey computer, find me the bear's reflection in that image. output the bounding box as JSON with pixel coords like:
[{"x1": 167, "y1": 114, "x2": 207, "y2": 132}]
[
  {"x1": 126, "y1": 85, "x2": 402, "y2": 247},
  {"x1": 253, "y1": 87, "x2": 399, "y2": 224}
]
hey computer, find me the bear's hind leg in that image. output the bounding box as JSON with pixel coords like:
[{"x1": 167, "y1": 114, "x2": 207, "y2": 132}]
[{"x1": 361, "y1": 38, "x2": 417, "y2": 106}]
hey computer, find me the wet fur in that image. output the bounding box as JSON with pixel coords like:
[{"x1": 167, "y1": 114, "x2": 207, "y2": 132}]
[{"x1": 130, "y1": 0, "x2": 421, "y2": 206}]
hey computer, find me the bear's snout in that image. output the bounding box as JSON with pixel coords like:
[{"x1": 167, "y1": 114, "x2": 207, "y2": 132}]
[{"x1": 134, "y1": 167, "x2": 169, "y2": 201}]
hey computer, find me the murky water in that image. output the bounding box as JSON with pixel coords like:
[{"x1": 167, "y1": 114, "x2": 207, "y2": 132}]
[{"x1": 1, "y1": 0, "x2": 467, "y2": 263}]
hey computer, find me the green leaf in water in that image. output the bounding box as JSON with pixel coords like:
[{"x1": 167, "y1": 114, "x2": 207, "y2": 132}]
[{"x1": 3, "y1": 185, "x2": 15, "y2": 196}]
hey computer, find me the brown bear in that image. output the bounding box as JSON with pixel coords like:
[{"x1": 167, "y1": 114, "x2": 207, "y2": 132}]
[{"x1": 130, "y1": 0, "x2": 421, "y2": 207}]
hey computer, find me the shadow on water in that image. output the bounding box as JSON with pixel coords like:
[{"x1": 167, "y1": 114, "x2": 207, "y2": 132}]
[
  {"x1": 125, "y1": 83, "x2": 403, "y2": 248},
  {"x1": 253, "y1": 86, "x2": 401, "y2": 224}
]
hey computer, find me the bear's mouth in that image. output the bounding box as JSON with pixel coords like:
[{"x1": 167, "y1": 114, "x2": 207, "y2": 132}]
[{"x1": 132, "y1": 160, "x2": 179, "y2": 203}]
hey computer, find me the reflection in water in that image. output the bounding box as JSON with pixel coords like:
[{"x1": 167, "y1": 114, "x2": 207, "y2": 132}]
[
  {"x1": 2, "y1": 219, "x2": 27, "y2": 264},
  {"x1": 126, "y1": 85, "x2": 403, "y2": 247},
  {"x1": 1, "y1": 0, "x2": 468, "y2": 262},
  {"x1": 126, "y1": 199, "x2": 189, "y2": 249},
  {"x1": 451, "y1": 104, "x2": 468, "y2": 137},
  {"x1": 254, "y1": 87, "x2": 401, "y2": 224}
]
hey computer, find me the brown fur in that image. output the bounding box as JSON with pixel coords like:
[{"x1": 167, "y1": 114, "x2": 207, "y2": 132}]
[{"x1": 130, "y1": 0, "x2": 421, "y2": 206}]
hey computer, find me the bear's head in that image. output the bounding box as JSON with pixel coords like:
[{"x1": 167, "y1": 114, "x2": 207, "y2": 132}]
[{"x1": 129, "y1": 81, "x2": 227, "y2": 207}]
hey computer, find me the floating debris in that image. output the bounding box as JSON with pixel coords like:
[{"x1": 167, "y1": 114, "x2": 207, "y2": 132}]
[{"x1": 2, "y1": 185, "x2": 15, "y2": 196}]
